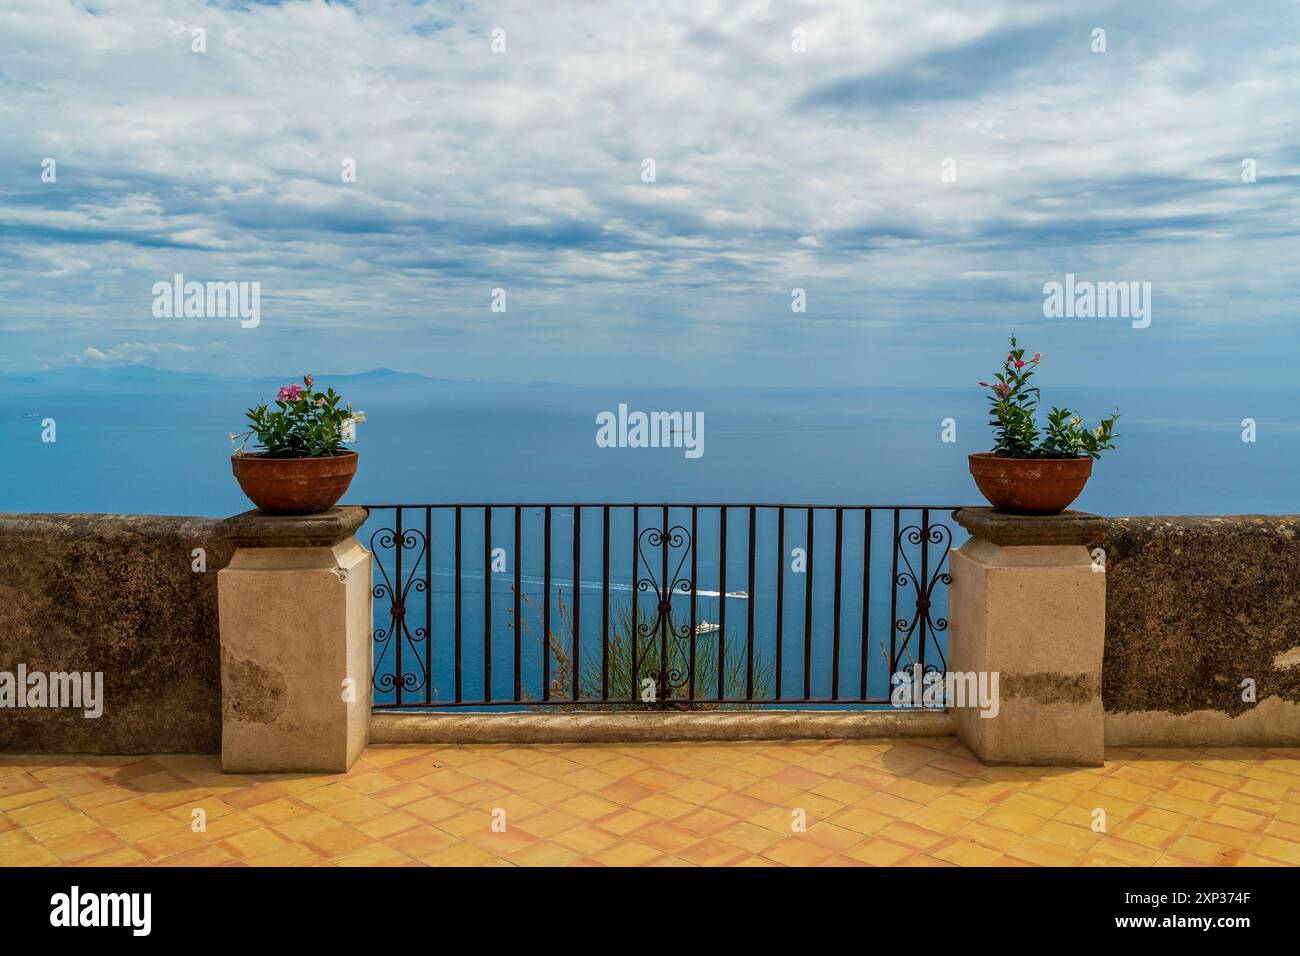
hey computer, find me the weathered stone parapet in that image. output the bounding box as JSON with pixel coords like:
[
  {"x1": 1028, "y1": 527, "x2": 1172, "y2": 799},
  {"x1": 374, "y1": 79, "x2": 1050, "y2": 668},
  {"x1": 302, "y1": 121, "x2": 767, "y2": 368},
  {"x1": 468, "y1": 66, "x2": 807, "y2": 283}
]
[
  {"x1": 217, "y1": 507, "x2": 371, "y2": 773},
  {"x1": 371, "y1": 709, "x2": 953, "y2": 745},
  {"x1": 1094, "y1": 514, "x2": 1300, "y2": 746},
  {"x1": 0, "y1": 512, "x2": 231, "y2": 754},
  {"x1": 953, "y1": 507, "x2": 1105, "y2": 547},
  {"x1": 218, "y1": 506, "x2": 369, "y2": 549},
  {"x1": 948, "y1": 508, "x2": 1106, "y2": 766}
]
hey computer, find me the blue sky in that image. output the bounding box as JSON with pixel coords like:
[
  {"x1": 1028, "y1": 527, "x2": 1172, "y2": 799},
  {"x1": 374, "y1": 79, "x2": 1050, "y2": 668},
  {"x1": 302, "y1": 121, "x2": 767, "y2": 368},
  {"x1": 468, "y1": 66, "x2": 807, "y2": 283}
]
[{"x1": 1, "y1": 0, "x2": 1297, "y2": 387}]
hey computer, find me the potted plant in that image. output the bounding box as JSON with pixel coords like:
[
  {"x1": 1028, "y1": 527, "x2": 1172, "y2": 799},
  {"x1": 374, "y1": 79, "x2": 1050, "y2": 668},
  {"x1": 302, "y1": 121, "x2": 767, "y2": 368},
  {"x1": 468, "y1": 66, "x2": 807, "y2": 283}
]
[
  {"x1": 229, "y1": 375, "x2": 366, "y2": 515},
  {"x1": 970, "y1": 336, "x2": 1118, "y2": 515}
]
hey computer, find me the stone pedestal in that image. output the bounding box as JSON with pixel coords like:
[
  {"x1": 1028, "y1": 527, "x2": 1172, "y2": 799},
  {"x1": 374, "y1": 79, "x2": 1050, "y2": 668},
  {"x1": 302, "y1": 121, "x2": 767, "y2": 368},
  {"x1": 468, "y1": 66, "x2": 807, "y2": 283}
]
[
  {"x1": 217, "y1": 507, "x2": 372, "y2": 773},
  {"x1": 949, "y1": 508, "x2": 1105, "y2": 766}
]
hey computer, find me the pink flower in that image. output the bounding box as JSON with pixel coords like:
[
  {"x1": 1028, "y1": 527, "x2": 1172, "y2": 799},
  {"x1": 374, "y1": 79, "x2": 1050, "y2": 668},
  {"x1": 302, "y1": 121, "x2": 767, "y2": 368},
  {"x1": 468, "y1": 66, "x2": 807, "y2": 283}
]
[
  {"x1": 316, "y1": 397, "x2": 326, "y2": 406},
  {"x1": 277, "y1": 384, "x2": 302, "y2": 402},
  {"x1": 304, "y1": 374, "x2": 314, "y2": 389},
  {"x1": 1015, "y1": 360, "x2": 1025, "y2": 368},
  {"x1": 1030, "y1": 353, "x2": 1041, "y2": 365},
  {"x1": 978, "y1": 381, "x2": 990, "y2": 387},
  {"x1": 993, "y1": 383, "x2": 1012, "y2": 398}
]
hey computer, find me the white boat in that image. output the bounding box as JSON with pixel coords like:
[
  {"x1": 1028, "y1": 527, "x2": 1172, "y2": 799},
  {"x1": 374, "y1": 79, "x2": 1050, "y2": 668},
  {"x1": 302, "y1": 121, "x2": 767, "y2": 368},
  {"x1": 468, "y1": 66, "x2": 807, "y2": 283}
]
[{"x1": 694, "y1": 621, "x2": 720, "y2": 635}]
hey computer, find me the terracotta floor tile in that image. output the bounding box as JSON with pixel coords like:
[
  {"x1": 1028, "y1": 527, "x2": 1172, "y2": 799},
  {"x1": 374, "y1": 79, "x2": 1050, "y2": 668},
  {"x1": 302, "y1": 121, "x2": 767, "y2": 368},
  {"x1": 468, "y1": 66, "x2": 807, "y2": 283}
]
[
  {"x1": 552, "y1": 793, "x2": 622, "y2": 822},
  {"x1": 825, "y1": 805, "x2": 893, "y2": 836},
  {"x1": 980, "y1": 807, "x2": 1047, "y2": 836},
  {"x1": 303, "y1": 824, "x2": 377, "y2": 859},
  {"x1": 673, "y1": 806, "x2": 737, "y2": 837},
  {"x1": 841, "y1": 838, "x2": 915, "y2": 866},
  {"x1": 931, "y1": 837, "x2": 1003, "y2": 867},
  {"x1": 1205, "y1": 804, "x2": 1271, "y2": 834},
  {"x1": 802, "y1": 822, "x2": 864, "y2": 852},
  {"x1": 1165, "y1": 835, "x2": 1243, "y2": 866},
  {"x1": 595, "y1": 780, "x2": 657, "y2": 806},
  {"x1": 637, "y1": 823, "x2": 708, "y2": 854},
  {"x1": 1254, "y1": 836, "x2": 1300, "y2": 865},
  {"x1": 855, "y1": 791, "x2": 924, "y2": 819},
  {"x1": 877, "y1": 821, "x2": 946, "y2": 850},
  {"x1": 323, "y1": 795, "x2": 393, "y2": 825},
  {"x1": 1004, "y1": 837, "x2": 1083, "y2": 867},
  {"x1": 1031, "y1": 819, "x2": 1104, "y2": 852},
  {"x1": 403, "y1": 794, "x2": 467, "y2": 824},
  {"x1": 6, "y1": 740, "x2": 1298, "y2": 869},
  {"x1": 336, "y1": 843, "x2": 419, "y2": 866},
  {"x1": 436, "y1": 809, "x2": 496, "y2": 838},
  {"x1": 42, "y1": 827, "x2": 126, "y2": 863},
  {"x1": 954, "y1": 819, "x2": 1025, "y2": 850},
  {"x1": 1091, "y1": 836, "x2": 1164, "y2": 866},
  {"x1": 514, "y1": 809, "x2": 585, "y2": 839},
  {"x1": 350, "y1": 810, "x2": 420, "y2": 840},
  {"x1": 220, "y1": 826, "x2": 292, "y2": 861},
  {"x1": 550, "y1": 825, "x2": 623, "y2": 855},
  {"x1": 592, "y1": 839, "x2": 665, "y2": 867},
  {"x1": 759, "y1": 836, "x2": 837, "y2": 867},
  {"x1": 1107, "y1": 820, "x2": 1174, "y2": 851}
]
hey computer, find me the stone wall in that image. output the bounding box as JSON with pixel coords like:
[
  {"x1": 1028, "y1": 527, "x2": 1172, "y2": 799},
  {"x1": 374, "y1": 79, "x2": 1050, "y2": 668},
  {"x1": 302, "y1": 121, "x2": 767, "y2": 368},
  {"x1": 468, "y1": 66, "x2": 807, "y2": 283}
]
[
  {"x1": 1095, "y1": 516, "x2": 1300, "y2": 746},
  {"x1": 0, "y1": 514, "x2": 233, "y2": 753},
  {"x1": 4, "y1": 510, "x2": 1298, "y2": 756}
]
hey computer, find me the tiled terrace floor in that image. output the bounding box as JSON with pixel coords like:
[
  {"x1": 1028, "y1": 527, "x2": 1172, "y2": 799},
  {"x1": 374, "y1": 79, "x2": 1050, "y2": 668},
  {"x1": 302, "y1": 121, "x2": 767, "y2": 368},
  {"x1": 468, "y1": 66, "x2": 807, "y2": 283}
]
[{"x1": 3, "y1": 737, "x2": 1300, "y2": 867}]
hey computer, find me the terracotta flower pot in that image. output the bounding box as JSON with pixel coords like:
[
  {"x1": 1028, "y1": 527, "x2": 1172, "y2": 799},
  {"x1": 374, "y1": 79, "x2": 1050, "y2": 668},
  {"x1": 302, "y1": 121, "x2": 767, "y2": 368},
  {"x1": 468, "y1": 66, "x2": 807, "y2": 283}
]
[
  {"x1": 968, "y1": 452, "x2": 1092, "y2": 516},
  {"x1": 231, "y1": 451, "x2": 358, "y2": 515}
]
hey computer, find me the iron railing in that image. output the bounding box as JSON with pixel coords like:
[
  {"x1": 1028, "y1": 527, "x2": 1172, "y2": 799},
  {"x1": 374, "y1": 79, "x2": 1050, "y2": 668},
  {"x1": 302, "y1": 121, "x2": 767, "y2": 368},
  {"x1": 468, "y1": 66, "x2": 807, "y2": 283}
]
[{"x1": 359, "y1": 504, "x2": 962, "y2": 710}]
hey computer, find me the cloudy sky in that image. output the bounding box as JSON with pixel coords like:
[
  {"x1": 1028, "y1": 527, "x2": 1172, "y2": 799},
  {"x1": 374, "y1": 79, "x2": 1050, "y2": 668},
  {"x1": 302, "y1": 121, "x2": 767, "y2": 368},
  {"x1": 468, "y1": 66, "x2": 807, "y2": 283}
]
[{"x1": 1, "y1": 0, "x2": 1297, "y2": 386}]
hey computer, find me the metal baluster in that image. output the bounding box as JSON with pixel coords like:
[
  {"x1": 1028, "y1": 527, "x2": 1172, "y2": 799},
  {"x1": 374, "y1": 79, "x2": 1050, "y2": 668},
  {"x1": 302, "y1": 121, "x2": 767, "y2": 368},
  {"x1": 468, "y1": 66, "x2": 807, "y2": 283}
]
[
  {"x1": 602, "y1": 506, "x2": 610, "y2": 703},
  {"x1": 454, "y1": 506, "x2": 462, "y2": 703},
  {"x1": 833, "y1": 507, "x2": 843, "y2": 701},
  {"x1": 776, "y1": 507, "x2": 785, "y2": 701},
  {"x1": 543, "y1": 505, "x2": 551, "y2": 702},
  {"x1": 572, "y1": 506, "x2": 581, "y2": 702},
  {"x1": 804, "y1": 507, "x2": 814, "y2": 701},
  {"x1": 718, "y1": 507, "x2": 727, "y2": 701},
  {"x1": 860, "y1": 508, "x2": 871, "y2": 701},
  {"x1": 514, "y1": 506, "x2": 521, "y2": 703},
  {"x1": 484, "y1": 507, "x2": 492, "y2": 703}
]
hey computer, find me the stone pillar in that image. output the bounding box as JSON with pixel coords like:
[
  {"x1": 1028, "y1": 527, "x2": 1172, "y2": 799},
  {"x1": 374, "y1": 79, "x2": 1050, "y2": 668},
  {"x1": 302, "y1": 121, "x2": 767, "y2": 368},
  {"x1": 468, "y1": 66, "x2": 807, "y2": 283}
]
[
  {"x1": 948, "y1": 508, "x2": 1105, "y2": 766},
  {"x1": 217, "y1": 507, "x2": 372, "y2": 773}
]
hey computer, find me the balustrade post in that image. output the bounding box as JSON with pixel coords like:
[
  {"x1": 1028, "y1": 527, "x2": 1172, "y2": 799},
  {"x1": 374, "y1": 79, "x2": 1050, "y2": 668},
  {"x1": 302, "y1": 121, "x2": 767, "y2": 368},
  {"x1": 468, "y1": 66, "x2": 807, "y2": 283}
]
[
  {"x1": 948, "y1": 507, "x2": 1106, "y2": 766},
  {"x1": 216, "y1": 507, "x2": 372, "y2": 772}
]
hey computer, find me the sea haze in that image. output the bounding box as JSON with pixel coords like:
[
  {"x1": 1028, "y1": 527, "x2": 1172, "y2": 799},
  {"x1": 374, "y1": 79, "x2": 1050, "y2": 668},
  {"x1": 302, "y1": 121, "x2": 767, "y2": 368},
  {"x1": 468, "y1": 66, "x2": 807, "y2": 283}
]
[{"x1": 0, "y1": 367, "x2": 1293, "y2": 516}]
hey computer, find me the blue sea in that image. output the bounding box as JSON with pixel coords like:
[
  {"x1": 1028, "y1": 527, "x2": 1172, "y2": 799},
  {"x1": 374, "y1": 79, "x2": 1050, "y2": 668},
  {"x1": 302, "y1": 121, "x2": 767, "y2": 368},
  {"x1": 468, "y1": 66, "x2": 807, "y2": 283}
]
[{"x1": 3, "y1": 380, "x2": 1295, "y2": 709}]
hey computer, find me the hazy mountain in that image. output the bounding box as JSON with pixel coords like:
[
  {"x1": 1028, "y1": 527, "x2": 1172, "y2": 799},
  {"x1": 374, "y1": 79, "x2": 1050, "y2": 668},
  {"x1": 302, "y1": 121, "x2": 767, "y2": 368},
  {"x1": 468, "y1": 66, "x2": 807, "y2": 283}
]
[{"x1": 0, "y1": 365, "x2": 490, "y2": 394}]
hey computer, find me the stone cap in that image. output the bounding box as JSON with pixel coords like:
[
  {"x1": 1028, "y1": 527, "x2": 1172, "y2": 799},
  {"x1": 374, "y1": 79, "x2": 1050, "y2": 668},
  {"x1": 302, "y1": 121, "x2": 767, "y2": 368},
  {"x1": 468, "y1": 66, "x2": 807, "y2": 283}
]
[
  {"x1": 218, "y1": 506, "x2": 369, "y2": 548},
  {"x1": 952, "y1": 507, "x2": 1104, "y2": 546}
]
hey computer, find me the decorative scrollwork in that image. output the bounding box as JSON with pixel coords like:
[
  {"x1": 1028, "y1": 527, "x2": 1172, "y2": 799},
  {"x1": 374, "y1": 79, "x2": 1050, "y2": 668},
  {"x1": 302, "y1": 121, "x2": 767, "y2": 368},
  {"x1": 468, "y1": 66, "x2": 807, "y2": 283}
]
[
  {"x1": 892, "y1": 520, "x2": 953, "y2": 674},
  {"x1": 370, "y1": 525, "x2": 429, "y2": 696},
  {"x1": 633, "y1": 522, "x2": 696, "y2": 697}
]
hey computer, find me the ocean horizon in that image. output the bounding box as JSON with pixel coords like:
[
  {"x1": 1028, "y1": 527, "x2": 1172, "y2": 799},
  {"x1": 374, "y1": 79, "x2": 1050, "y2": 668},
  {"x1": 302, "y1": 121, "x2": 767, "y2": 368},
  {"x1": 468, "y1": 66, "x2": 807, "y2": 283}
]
[{"x1": 2, "y1": 371, "x2": 1295, "y2": 517}]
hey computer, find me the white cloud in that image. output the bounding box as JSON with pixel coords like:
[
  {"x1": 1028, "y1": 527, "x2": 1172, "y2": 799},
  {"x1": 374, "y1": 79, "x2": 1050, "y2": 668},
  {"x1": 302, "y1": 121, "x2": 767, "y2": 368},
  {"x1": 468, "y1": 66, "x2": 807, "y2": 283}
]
[
  {"x1": 78, "y1": 341, "x2": 226, "y2": 365},
  {"x1": 0, "y1": 0, "x2": 1297, "y2": 384}
]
